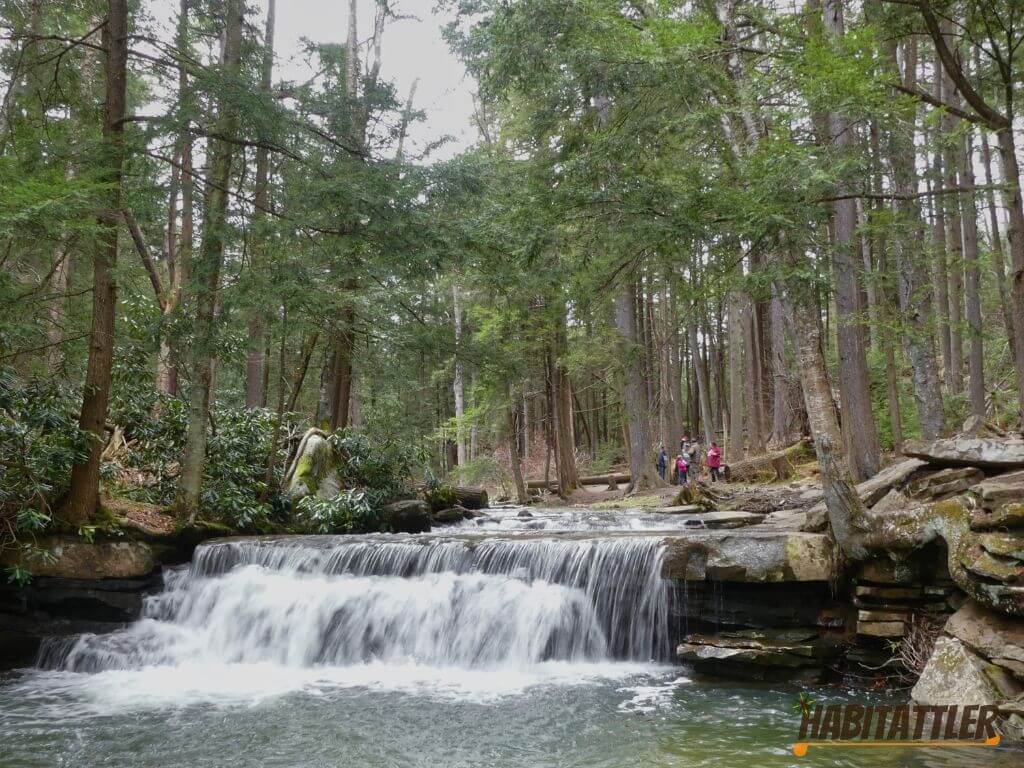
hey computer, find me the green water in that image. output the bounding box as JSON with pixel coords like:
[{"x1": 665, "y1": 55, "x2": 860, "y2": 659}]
[{"x1": 0, "y1": 667, "x2": 1018, "y2": 768}]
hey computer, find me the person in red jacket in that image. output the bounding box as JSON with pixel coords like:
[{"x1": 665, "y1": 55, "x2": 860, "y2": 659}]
[{"x1": 707, "y1": 441, "x2": 723, "y2": 482}]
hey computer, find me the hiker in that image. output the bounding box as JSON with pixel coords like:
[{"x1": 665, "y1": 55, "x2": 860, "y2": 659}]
[
  {"x1": 656, "y1": 446, "x2": 668, "y2": 480},
  {"x1": 674, "y1": 454, "x2": 688, "y2": 485},
  {"x1": 707, "y1": 441, "x2": 723, "y2": 482},
  {"x1": 686, "y1": 439, "x2": 701, "y2": 475},
  {"x1": 679, "y1": 433, "x2": 690, "y2": 453}
]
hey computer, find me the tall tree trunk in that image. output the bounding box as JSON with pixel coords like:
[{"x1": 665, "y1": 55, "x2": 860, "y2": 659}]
[
  {"x1": 507, "y1": 385, "x2": 528, "y2": 504},
  {"x1": 689, "y1": 301, "x2": 715, "y2": 447},
  {"x1": 452, "y1": 281, "x2": 467, "y2": 466},
  {"x1": 960, "y1": 128, "x2": 985, "y2": 418},
  {"x1": 742, "y1": 294, "x2": 764, "y2": 454},
  {"x1": 615, "y1": 284, "x2": 662, "y2": 492},
  {"x1": 824, "y1": 0, "x2": 880, "y2": 480},
  {"x1": 980, "y1": 127, "x2": 1016, "y2": 353},
  {"x1": 62, "y1": 0, "x2": 128, "y2": 524},
  {"x1": 176, "y1": 0, "x2": 244, "y2": 520},
  {"x1": 930, "y1": 54, "x2": 952, "y2": 389},
  {"x1": 885, "y1": 34, "x2": 945, "y2": 439},
  {"x1": 328, "y1": 310, "x2": 354, "y2": 431},
  {"x1": 941, "y1": 50, "x2": 965, "y2": 393},
  {"x1": 994, "y1": 126, "x2": 1024, "y2": 431},
  {"x1": 728, "y1": 290, "x2": 745, "y2": 459},
  {"x1": 245, "y1": 0, "x2": 276, "y2": 409}
]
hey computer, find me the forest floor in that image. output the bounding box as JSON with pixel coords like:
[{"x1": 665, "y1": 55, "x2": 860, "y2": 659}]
[{"x1": 541, "y1": 455, "x2": 824, "y2": 513}]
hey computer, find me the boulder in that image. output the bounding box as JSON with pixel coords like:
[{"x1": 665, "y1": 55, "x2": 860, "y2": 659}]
[
  {"x1": 0, "y1": 537, "x2": 156, "y2": 579},
  {"x1": 432, "y1": 506, "x2": 468, "y2": 524},
  {"x1": 680, "y1": 511, "x2": 765, "y2": 529},
  {"x1": 912, "y1": 636, "x2": 1007, "y2": 705},
  {"x1": 382, "y1": 500, "x2": 431, "y2": 534},
  {"x1": 904, "y1": 437, "x2": 1024, "y2": 470},
  {"x1": 945, "y1": 601, "x2": 1024, "y2": 673}
]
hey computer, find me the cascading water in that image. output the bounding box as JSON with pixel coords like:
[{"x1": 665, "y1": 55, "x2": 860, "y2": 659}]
[{"x1": 39, "y1": 534, "x2": 671, "y2": 675}]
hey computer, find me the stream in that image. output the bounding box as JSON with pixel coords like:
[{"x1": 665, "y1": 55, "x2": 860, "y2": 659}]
[{"x1": 0, "y1": 507, "x2": 1019, "y2": 767}]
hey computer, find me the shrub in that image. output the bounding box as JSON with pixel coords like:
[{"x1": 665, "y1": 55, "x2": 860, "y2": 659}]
[{"x1": 0, "y1": 371, "x2": 88, "y2": 545}]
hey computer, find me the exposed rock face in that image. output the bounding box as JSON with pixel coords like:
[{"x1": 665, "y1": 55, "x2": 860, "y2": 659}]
[
  {"x1": 382, "y1": 500, "x2": 431, "y2": 534},
  {"x1": 945, "y1": 601, "x2": 1024, "y2": 679},
  {"x1": 803, "y1": 458, "x2": 926, "y2": 531},
  {"x1": 912, "y1": 601, "x2": 1024, "y2": 739},
  {"x1": 912, "y1": 636, "x2": 1009, "y2": 705},
  {"x1": 661, "y1": 531, "x2": 833, "y2": 582},
  {"x1": 0, "y1": 537, "x2": 157, "y2": 580},
  {"x1": 677, "y1": 628, "x2": 841, "y2": 682},
  {"x1": 904, "y1": 437, "x2": 1024, "y2": 469},
  {"x1": 0, "y1": 572, "x2": 161, "y2": 669}
]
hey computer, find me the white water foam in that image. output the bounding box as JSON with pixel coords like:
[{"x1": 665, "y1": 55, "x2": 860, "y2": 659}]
[{"x1": 25, "y1": 534, "x2": 680, "y2": 712}]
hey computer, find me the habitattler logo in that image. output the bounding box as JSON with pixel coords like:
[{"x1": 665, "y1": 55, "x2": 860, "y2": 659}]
[{"x1": 792, "y1": 700, "x2": 1002, "y2": 756}]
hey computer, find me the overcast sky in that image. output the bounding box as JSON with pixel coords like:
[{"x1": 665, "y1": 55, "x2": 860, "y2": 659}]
[{"x1": 150, "y1": 0, "x2": 479, "y2": 161}]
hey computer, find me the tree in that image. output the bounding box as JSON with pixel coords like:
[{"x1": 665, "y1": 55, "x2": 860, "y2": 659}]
[{"x1": 62, "y1": 0, "x2": 128, "y2": 524}]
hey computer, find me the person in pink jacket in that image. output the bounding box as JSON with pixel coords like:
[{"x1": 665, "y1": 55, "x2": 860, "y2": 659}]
[{"x1": 707, "y1": 441, "x2": 723, "y2": 482}]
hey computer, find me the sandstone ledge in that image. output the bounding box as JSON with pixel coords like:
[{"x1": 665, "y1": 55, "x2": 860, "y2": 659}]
[{"x1": 661, "y1": 530, "x2": 834, "y2": 583}]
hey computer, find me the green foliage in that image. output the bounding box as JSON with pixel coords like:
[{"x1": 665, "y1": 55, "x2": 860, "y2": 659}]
[
  {"x1": 0, "y1": 371, "x2": 88, "y2": 542},
  {"x1": 295, "y1": 489, "x2": 382, "y2": 535},
  {"x1": 328, "y1": 430, "x2": 420, "y2": 509}
]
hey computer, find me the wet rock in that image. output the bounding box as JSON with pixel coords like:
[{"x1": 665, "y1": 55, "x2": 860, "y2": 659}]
[
  {"x1": 904, "y1": 437, "x2": 1024, "y2": 470},
  {"x1": 912, "y1": 636, "x2": 1006, "y2": 705},
  {"x1": 0, "y1": 537, "x2": 156, "y2": 580},
  {"x1": 653, "y1": 504, "x2": 705, "y2": 515},
  {"x1": 517, "y1": 510, "x2": 534, "y2": 518},
  {"x1": 382, "y1": 500, "x2": 431, "y2": 534},
  {"x1": 661, "y1": 531, "x2": 834, "y2": 582},
  {"x1": 432, "y1": 506, "x2": 469, "y2": 525},
  {"x1": 680, "y1": 511, "x2": 764, "y2": 529},
  {"x1": 677, "y1": 628, "x2": 839, "y2": 681}
]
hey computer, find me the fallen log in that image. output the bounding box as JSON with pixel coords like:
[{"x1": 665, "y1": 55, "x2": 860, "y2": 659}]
[
  {"x1": 727, "y1": 440, "x2": 812, "y2": 483},
  {"x1": 527, "y1": 472, "x2": 631, "y2": 491}
]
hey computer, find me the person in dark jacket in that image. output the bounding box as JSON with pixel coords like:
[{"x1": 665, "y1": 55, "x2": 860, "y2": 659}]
[{"x1": 656, "y1": 446, "x2": 668, "y2": 480}]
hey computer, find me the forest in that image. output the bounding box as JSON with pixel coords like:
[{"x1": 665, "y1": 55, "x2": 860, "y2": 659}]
[{"x1": 2, "y1": 0, "x2": 1022, "y2": 552}]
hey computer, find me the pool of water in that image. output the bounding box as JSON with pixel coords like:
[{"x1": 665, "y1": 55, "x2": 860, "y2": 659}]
[
  {"x1": 1, "y1": 666, "x2": 1018, "y2": 768},
  {"x1": 1, "y1": 516, "x2": 1019, "y2": 768}
]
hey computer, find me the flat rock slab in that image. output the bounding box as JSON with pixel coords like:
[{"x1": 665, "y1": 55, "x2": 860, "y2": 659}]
[
  {"x1": 661, "y1": 530, "x2": 834, "y2": 583},
  {"x1": 859, "y1": 458, "x2": 929, "y2": 506},
  {"x1": 680, "y1": 511, "x2": 764, "y2": 529},
  {"x1": 905, "y1": 437, "x2": 1024, "y2": 470},
  {"x1": 652, "y1": 505, "x2": 706, "y2": 515},
  {"x1": 945, "y1": 600, "x2": 1024, "y2": 665},
  {"x1": 677, "y1": 628, "x2": 839, "y2": 670},
  {"x1": 803, "y1": 459, "x2": 927, "y2": 529},
  {"x1": 0, "y1": 537, "x2": 156, "y2": 579},
  {"x1": 973, "y1": 470, "x2": 1024, "y2": 507}
]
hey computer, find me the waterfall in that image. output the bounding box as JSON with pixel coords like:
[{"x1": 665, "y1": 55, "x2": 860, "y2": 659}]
[{"x1": 40, "y1": 534, "x2": 670, "y2": 673}]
